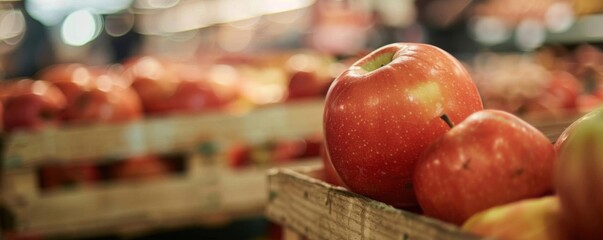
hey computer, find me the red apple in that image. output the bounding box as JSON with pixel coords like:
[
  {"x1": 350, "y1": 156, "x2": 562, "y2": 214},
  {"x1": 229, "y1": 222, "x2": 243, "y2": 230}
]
[
  {"x1": 299, "y1": 134, "x2": 323, "y2": 159},
  {"x1": 576, "y1": 94, "x2": 603, "y2": 112},
  {"x1": 286, "y1": 71, "x2": 324, "y2": 101},
  {"x1": 3, "y1": 79, "x2": 67, "y2": 132},
  {"x1": 127, "y1": 58, "x2": 225, "y2": 115},
  {"x1": 125, "y1": 56, "x2": 179, "y2": 112},
  {"x1": 228, "y1": 143, "x2": 253, "y2": 169},
  {"x1": 324, "y1": 43, "x2": 483, "y2": 207},
  {"x1": 38, "y1": 64, "x2": 95, "y2": 103},
  {"x1": 524, "y1": 70, "x2": 581, "y2": 114},
  {"x1": 554, "y1": 106, "x2": 603, "y2": 240},
  {"x1": 146, "y1": 79, "x2": 225, "y2": 115},
  {"x1": 462, "y1": 196, "x2": 572, "y2": 240},
  {"x1": 413, "y1": 110, "x2": 556, "y2": 225},
  {"x1": 109, "y1": 155, "x2": 171, "y2": 181},
  {"x1": 61, "y1": 74, "x2": 143, "y2": 124}
]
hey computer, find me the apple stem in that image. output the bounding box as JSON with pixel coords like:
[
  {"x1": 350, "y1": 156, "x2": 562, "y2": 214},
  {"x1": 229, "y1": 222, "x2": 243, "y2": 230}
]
[{"x1": 440, "y1": 114, "x2": 454, "y2": 129}]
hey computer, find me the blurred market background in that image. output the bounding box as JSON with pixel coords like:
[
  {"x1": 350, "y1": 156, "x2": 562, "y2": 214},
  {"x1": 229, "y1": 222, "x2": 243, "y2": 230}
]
[{"x1": 1, "y1": 0, "x2": 603, "y2": 239}]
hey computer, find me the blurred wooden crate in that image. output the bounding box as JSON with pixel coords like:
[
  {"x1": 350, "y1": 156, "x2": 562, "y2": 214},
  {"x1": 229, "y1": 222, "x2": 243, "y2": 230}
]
[
  {"x1": 0, "y1": 99, "x2": 325, "y2": 238},
  {"x1": 2, "y1": 99, "x2": 325, "y2": 168},
  {"x1": 1, "y1": 156, "x2": 321, "y2": 238},
  {"x1": 265, "y1": 166, "x2": 483, "y2": 240}
]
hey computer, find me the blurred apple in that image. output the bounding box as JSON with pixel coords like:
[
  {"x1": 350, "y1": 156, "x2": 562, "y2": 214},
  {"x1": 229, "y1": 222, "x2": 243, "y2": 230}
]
[
  {"x1": 145, "y1": 79, "x2": 225, "y2": 115},
  {"x1": 109, "y1": 155, "x2": 171, "y2": 181},
  {"x1": 38, "y1": 64, "x2": 95, "y2": 103},
  {"x1": 3, "y1": 79, "x2": 67, "y2": 132},
  {"x1": 272, "y1": 139, "x2": 306, "y2": 164},
  {"x1": 299, "y1": 134, "x2": 323, "y2": 159},
  {"x1": 577, "y1": 94, "x2": 603, "y2": 112},
  {"x1": 127, "y1": 57, "x2": 227, "y2": 115},
  {"x1": 125, "y1": 56, "x2": 179, "y2": 112},
  {"x1": 227, "y1": 143, "x2": 253, "y2": 169},
  {"x1": 286, "y1": 71, "x2": 324, "y2": 101},
  {"x1": 462, "y1": 196, "x2": 572, "y2": 240},
  {"x1": 40, "y1": 162, "x2": 100, "y2": 190},
  {"x1": 524, "y1": 70, "x2": 582, "y2": 114},
  {"x1": 61, "y1": 74, "x2": 143, "y2": 124}
]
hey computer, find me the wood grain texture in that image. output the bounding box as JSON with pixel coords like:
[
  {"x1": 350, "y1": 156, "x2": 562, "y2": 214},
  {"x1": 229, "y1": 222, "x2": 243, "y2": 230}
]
[{"x1": 266, "y1": 167, "x2": 487, "y2": 240}]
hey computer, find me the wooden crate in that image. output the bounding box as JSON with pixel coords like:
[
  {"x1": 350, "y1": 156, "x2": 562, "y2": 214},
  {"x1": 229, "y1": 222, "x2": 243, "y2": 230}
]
[
  {"x1": 1, "y1": 156, "x2": 321, "y2": 238},
  {"x1": 265, "y1": 166, "x2": 483, "y2": 240},
  {"x1": 265, "y1": 111, "x2": 581, "y2": 240},
  {"x1": 0, "y1": 99, "x2": 325, "y2": 238}
]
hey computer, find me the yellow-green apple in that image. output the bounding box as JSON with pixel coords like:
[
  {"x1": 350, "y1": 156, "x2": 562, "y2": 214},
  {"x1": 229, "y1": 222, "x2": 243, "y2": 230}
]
[
  {"x1": 324, "y1": 43, "x2": 483, "y2": 207},
  {"x1": 462, "y1": 196, "x2": 572, "y2": 240},
  {"x1": 3, "y1": 79, "x2": 67, "y2": 132},
  {"x1": 413, "y1": 110, "x2": 556, "y2": 225},
  {"x1": 554, "y1": 106, "x2": 603, "y2": 240}
]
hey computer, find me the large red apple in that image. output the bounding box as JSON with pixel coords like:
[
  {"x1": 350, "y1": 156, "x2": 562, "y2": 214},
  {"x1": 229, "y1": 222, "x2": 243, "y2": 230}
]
[
  {"x1": 413, "y1": 110, "x2": 556, "y2": 225},
  {"x1": 3, "y1": 79, "x2": 67, "y2": 132},
  {"x1": 324, "y1": 43, "x2": 483, "y2": 207},
  {"x1": 554, "y1": 106, "x2": 603, "y2": 240}
]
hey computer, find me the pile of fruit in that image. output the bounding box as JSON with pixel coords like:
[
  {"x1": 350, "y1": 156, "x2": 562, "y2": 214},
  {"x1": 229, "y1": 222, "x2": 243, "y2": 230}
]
[
  {"x1": 322, "y1": 42, "x2": 602, "y2": 239},
  {"x1": 0, "y1": 52, "x2": 340, "y2": 133}
]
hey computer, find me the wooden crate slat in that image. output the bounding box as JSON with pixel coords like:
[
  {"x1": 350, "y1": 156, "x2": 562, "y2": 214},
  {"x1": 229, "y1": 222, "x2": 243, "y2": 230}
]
[
  {"x1": 265, "y1": 167, "x2": 484, "y2": 240},
  {"x1": 1, "y1": 99, "x2": 325, "y2": 169}
]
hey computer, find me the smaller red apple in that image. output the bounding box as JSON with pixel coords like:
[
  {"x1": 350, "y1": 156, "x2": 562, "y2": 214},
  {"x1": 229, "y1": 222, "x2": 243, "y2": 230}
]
[{"x1": 413, "y1": 110, "x2": 556, "y2": 225}]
